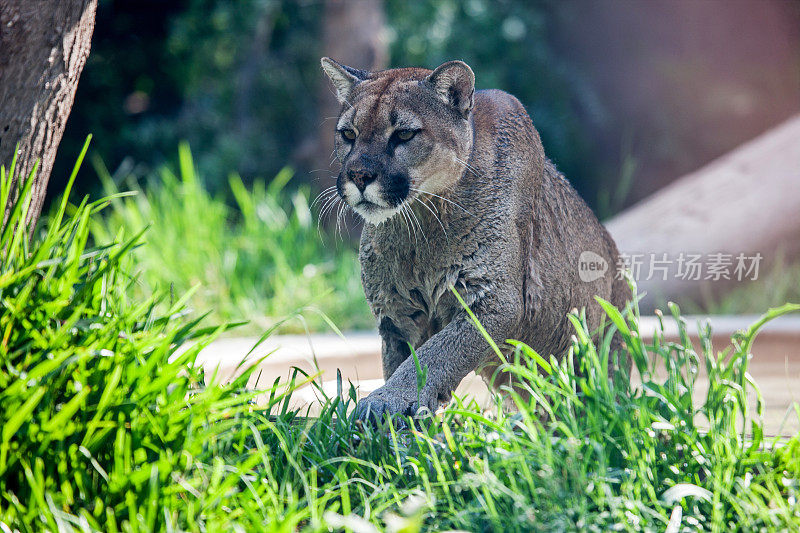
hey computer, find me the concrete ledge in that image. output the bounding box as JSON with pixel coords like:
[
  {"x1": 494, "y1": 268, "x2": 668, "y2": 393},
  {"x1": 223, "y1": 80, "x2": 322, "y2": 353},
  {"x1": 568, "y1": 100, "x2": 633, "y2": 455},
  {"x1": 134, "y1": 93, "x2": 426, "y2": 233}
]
[{"x1": 197, "y1": 314, "x2": 800, "y2": 434}]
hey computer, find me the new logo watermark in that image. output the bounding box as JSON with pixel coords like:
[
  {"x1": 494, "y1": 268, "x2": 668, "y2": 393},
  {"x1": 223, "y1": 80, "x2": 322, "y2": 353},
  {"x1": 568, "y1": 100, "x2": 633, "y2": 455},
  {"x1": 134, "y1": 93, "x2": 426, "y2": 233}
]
[{"x1": 578, "y1": 251, "x2": 609, "y2": 282}]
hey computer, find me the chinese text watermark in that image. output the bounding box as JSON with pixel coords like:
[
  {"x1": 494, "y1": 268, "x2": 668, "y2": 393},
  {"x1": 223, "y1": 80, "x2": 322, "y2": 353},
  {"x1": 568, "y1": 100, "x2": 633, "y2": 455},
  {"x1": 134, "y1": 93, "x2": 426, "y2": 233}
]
[{"x1": 578, "y1": 251, "x2": 763, "y2": 282}]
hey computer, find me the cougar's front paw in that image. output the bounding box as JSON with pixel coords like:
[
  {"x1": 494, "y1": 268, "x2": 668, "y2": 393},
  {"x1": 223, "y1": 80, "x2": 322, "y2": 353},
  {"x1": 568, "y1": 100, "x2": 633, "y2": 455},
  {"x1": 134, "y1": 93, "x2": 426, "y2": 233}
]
[{"x1": 355, "y1": 384, "x2": 436, "y2": 424}]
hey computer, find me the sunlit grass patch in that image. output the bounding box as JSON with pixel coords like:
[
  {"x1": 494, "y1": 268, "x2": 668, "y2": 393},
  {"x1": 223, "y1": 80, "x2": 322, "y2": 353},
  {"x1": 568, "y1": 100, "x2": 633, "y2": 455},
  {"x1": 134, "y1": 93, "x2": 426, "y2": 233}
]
[{"x1": 88, "y1": 143, "x2": 373, "y2": 335}]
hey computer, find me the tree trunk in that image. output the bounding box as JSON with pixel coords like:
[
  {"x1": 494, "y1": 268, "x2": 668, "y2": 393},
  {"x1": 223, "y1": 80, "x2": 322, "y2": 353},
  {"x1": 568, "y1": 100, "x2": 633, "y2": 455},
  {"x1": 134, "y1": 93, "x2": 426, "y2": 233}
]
[
  {"x1": 0, "y1": 0, "x2": 98, "y2": 230},
  {"x1": 606, "y1": 114, "x2": 800, "y2": 311},
  {"x1": 295, "y1": 0, "x2": 387, "y2": 179}
]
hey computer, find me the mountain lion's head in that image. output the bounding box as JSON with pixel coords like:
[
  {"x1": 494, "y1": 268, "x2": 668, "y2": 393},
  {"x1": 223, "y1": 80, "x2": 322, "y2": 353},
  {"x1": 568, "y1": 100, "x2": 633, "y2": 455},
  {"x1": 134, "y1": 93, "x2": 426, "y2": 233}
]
[{"x1": 321, "y1": 57, "x2": 475, "y2": 225}]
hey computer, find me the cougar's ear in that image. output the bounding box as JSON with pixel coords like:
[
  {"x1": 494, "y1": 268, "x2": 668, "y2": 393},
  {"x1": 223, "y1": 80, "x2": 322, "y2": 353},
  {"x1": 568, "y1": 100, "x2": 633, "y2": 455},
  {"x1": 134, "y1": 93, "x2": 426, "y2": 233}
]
[
  {"x1": 321, "y1": 57, "x2": 369, "y2": 104},
  {"x1": 426, "y1": 60, "x2": 475, "y2": 118}
]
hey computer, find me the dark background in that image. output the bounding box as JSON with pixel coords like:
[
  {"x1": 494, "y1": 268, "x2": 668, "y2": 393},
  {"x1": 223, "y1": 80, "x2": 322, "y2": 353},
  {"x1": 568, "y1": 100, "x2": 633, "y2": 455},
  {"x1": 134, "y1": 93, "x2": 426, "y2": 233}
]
[{"x1": 52, "y1": 0, "x2": 800, "y2": 219}]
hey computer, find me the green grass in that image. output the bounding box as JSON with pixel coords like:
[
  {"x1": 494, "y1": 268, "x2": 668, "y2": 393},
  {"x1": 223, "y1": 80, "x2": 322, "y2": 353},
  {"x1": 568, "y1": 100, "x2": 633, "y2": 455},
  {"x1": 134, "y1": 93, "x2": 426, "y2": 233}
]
[
  {"x1": 2, "y1": 146, "x2": 799, "y2": 531},
  {"x1": 88, "y1": 142, "x2": 373, "y2": 335},
  {"x1": 0, "y1": 140, "x2": 272, "y2": 530}
]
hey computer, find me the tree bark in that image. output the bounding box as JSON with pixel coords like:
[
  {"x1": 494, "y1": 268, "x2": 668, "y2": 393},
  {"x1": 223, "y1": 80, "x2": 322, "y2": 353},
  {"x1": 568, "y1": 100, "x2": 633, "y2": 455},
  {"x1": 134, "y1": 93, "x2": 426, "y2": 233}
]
[{"x1": 0, "y1": 0, "x2": 98, "y2": 230}]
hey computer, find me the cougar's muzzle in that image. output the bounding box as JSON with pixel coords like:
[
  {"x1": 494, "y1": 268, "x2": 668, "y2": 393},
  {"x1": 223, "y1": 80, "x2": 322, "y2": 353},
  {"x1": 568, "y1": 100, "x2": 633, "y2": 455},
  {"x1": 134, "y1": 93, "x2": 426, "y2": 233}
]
[{"x1": 338, "y1": 154, "x2": 410, "y2": 224}]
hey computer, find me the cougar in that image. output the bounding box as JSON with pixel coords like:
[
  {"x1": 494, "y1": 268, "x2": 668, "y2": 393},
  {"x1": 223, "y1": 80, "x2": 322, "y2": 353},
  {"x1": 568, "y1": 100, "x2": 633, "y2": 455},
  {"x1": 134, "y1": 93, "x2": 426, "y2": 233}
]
[{"x1": 321, "y1": 57, "x2": 629, "y2": 420}]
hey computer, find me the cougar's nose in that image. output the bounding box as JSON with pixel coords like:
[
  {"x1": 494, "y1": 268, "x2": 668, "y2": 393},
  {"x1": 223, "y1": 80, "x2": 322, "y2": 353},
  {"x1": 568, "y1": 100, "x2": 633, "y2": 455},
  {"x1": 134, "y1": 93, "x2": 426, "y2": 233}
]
[{"x1": 348, "y1": 167, "x2": 377, "y2": 192}]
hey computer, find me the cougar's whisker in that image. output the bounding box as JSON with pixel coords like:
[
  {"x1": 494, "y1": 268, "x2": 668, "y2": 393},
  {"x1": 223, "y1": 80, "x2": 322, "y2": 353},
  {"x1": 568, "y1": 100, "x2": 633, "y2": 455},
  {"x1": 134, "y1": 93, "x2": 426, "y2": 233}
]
[
  {"x1": 408, "y1": 204, "x2": 422, "y2": 245},
  {"x1": 317, "y1": 191, "x2": 340, "y2": 220},
  {"x1": 317, "y1": 194, "x2": 341, "y2": 234},
  {"x1": 453, "y1": 156, "x2": 483, "y2": 179},
  {"x1": 399, "y1": 203, "x2": 416, "y2": 243},
  {"x1": 311, "y1": 186, "x2": 338, "y2": 208},
  {"x1": 318, "y1": 196, "x2": 339, "y2": 221},
  {"x1": 414, "y1": 195, "x2": 447, "y2": 239},
  {"x1": 406, "y1": 201, "x2": 428, "y2": 244},
  {"x1": 400, "y1": 203, "x2": 415, "y2": 243},
  {"x1": 409, "y1": 187, "x2": 474, "y2": 217},
  {"x1": 335, "y1": 202, "x2": 348, "y2": 242}
]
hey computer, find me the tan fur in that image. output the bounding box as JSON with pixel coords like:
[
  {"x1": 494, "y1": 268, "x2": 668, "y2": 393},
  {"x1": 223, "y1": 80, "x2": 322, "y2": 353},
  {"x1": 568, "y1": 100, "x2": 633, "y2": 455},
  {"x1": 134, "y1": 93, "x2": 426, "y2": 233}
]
[{"x1": 321, "y1": 58, "x2": 629, "y2": 421}]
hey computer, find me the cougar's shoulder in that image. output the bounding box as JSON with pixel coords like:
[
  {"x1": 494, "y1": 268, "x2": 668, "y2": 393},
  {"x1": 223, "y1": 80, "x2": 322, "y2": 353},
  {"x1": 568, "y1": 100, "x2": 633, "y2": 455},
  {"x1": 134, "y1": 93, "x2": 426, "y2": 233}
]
[
  {"x1": 466, "y1": 89, "x2": 547, "y2": 224},
  {"x1": 472, "y1": 89, "x2": 544, "y2": 157}
]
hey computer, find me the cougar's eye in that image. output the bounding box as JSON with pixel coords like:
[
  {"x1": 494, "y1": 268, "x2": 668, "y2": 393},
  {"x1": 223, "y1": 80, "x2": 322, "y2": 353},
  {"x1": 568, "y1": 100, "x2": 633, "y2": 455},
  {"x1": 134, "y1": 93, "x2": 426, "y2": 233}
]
[
  {"x1": 395, "y1": 129, "x2": 417, "y2": 142},
  {"x1": 340, "y1": 129, "x2": 356, "y2": 141}
]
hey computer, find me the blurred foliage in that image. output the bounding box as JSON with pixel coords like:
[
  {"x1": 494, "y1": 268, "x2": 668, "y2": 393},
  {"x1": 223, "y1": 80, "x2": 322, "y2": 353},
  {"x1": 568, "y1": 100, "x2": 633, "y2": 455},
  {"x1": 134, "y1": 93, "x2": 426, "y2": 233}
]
[
  {"x1": 56, "y1": 0, "x2": 611, "y2": 210},
  {"x1": 386, "y1": 0, "x2": 607, "y2": 202},
  {"x1": 56, "y1": 0, "x2": 323, "y2": 199}
]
